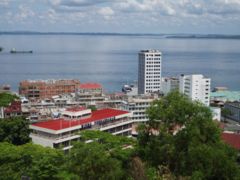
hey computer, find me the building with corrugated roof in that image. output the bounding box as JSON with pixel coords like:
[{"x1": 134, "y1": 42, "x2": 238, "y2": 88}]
[{"x1": 30, "y1": 108, "x2": 132, "y2": 150}]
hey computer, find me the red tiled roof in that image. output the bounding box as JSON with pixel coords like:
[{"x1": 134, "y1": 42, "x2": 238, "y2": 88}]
[
  {"x1": 66, "y1": 106, "x2": 86, "y2": 112},
  {"x1": 31, "y1": 108, "x2": 129, "y2": 131},
  {"x1": 221, "y1": 132, "x2": 240, "y2": 150},
  {"x1": 4, "y1": 101, "x2": 21, "y2": 113},
  {"x1": 79, "y1": 83, "x2": 102, "y2": 89}
]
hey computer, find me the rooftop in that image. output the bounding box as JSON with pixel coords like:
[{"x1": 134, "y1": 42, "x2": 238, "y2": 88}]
[
  {"x1": 31, "y1": 108, "x2": 129, "y2": 131},
  {"x1": 4, "y1": 101, "x2": 21, "y2": 113},
  {"x1": 211, "y1": 91, "x2": 240, "y2": 102},
  {"x1": 66, "y1": 106, "x2": 87, "y2": 112},
  {"x1": 221, "y1": 132, "x2": 240, "y2": 150}
]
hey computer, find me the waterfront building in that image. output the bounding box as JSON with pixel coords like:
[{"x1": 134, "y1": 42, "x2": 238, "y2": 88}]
[
  {"x1": 30, "y1": 107, "x2": 132, "y2": 150},
  {"x1": 161, "y1": 77, "x2": 179, "y2": 95},
  {"x1": 211, "y1": 91, "x2": 240, "y2": 103},
  {"x1": 179, "y1": 74, "x2": 211, "y2": 106},
  {"x1": 19, "y1": 79, "x2": 81, "y2": 99},
  {"x1": 138, "y1": 50, "x2": 162, "y2": 94}
]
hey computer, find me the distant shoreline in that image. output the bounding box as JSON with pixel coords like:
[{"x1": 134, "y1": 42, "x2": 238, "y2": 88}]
[{"x1": 0, "y1": 31, "x2": 240, "y2": 39}]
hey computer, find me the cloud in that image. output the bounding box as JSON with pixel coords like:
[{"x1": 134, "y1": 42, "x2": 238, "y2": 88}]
[{"x1": 98, "y1": 7, "x2": 114, "y2": 20}]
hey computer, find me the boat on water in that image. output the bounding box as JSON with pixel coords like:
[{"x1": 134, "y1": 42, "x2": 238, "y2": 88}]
[{"x1": 10, "y1": 48, "x2": 33, "y2": 54}]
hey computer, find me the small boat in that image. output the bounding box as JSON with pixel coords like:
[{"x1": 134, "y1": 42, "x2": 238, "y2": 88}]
[
  {"x1": 0, "y1": 47, "x2": 3, "y2": 52},
  {"x1": 10, "y1": 48, "x2": 33, "y2": 54}
]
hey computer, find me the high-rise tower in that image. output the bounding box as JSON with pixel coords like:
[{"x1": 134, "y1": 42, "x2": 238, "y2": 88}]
[{"x1": 138, "y1": 50, "x2": 162, "y2": 94}]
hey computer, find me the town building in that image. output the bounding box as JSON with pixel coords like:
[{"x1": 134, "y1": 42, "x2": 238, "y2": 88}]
[
  {"x1": 0, "y1": 101, "x2": 22, "y2": 119},
  {"x1": 224, "y1": 102, "x2": 240, "y2": 122},
  {"x1": 30, "y1": 107, "x2": 132, "y2": 150},
  {"x1": 19, "y1": 79, "x2": 81, "y2": 100},
  {"x1": 75, "y1": 83, "x2": 105, "y2": 105},
  {"x1": 161, "y1": 77, "x2": 179, "y2": 95},
  {"x1": 179, "y1": 74, "x2": 211, "y2": 106},
  {"x1": 121, "y1": 95, "x2": 158, "y2": 123},
  {"x1": 138, "y1": 50, "x2": 162, "y2": 94}
]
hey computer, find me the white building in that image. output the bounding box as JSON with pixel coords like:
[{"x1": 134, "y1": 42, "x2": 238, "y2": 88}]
[
  {"x1": 138, "y1": 50, "x2": 162, "y2": 94},
  {"x1": 179, "y1": 74, "x2": 211, "y2": 106},
  {"x1": 210, "y1": 107, "x2": 221, "y2": 121},
  {"x1": 121, "y1": 95, "x2": 158, "y2": 123},
  {"x1": 161, "y1": 77, "x2": 179, "y2": 95},
  {"x1": 30, "y1": 107, "x2": 132, "y2": 151}
]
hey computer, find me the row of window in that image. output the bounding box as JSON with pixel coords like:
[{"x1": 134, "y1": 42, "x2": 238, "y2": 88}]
[
  {"x1": 146, "y1": 65, "x2": 161, "y2": 67},
  {"x1": 146, "y1": 76, "x2": 161, "y2": 78},
  {"x1": 146, "y1": 83, "x2": 161, "y2": 85},
  {"x1": 146, "y1": 72, "x2": 161, "y2": 75}
]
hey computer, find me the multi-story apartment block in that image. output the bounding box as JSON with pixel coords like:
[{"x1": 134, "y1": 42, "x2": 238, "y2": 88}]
[
  {"x1": 179, "y1": 74, "x2": 211, "y2": 106},
  {"x1": 19, "y1": 79, "x2": 81, "y2": 99},
  {"x1": 138, "y1": 50, "x2": 162, "y2": 94},
  {"x1": 161, "y1": 77, "x2": 179, "y2": 95},
  {"x1": 30, "y1": 107, "x2": 132, "y2": 150}
]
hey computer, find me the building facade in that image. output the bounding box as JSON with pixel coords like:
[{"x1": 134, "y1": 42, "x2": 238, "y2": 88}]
[
  {"x1": 30, "y1": 108, "x2": 132, "y2": 150},
  {"x1": 161, "y1": 77, "x2": 179, "y2": 95},
  {"x1": 179, "y1": 74, "x2": 211, "y2": 106},
  {"x1": 224, "y1": 102, "x2": 240, "y2": 122},
  {"x1": 19, "y1": 79, "x2": 81, "y2": 99},
  {"x1": 138, "y1": 50, "x2": 162, "y2": 94},
  {"x1": 76, "y1": 83, "x2": 105, "y2": 105},
  {"x1": 121, "y1": 95, "x2": 157, "y2": 122}
]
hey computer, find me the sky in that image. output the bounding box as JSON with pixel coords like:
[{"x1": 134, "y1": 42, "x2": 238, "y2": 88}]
[{"x1": 0, "y1": 0, "x2": 240, "y2": 34}]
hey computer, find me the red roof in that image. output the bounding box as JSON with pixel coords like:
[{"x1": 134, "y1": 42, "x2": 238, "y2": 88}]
[
  {"x1": 4, "y1": 101, "x2": 21, "y2": 113},
  {"x1": 221, "y1": 132, "x2": 240, "y2": 150},
  {"x1": 66, "y1": 106, "x2": 86, "y2": 112},
  {"x1": 31, "y1": 108, "x2": 129, "y2": 131},
  {"x1": 79, "y1": 83, "x2": 102, "y2": 89}
]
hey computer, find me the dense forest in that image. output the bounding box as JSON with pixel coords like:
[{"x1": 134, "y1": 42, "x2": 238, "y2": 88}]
[{"x1": 0, "y1": 92, "x2": 239, "y2": 179}]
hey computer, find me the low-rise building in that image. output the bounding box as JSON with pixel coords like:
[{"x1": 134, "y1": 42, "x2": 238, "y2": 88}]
[
  {"x1": 0, "y1": 101, "x2": 22, "y2": 119},
  {"x1": 76, "y1": 83, "x2": 105, "y2": 105},
  {"x1": 30, "y1": 108, "x2": 132, "y2": 150},
  {"x1": 224, "y1": 102, "x2": 240, "y2": 122},
  {"x1": 121, "y1": 95, "x2": 158, "y2": 122}
]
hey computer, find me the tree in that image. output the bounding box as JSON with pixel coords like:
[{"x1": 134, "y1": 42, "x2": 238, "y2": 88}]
[
  {"x1": 138, "y1": 91, "x2": 240, "y2": 179},
  {"x1": 0, "y1": 116, "x2": 30, "y2": 145},
  {"x1": 0, "y1": 92, "x2": 18, "y2": 107},
  {"x1": 0, "y1": 142, "x2": 65, "y2": 180},
  {"x1": 67, "y1": 141, "x2": 124, "y2": 180}
]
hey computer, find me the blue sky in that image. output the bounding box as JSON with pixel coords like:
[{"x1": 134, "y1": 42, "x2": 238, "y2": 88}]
[{"x1": 0, "y1": 0, "x2": 240, "y2": 34}]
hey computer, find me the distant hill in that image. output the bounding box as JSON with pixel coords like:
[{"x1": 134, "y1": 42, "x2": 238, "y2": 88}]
[{"x1": 0, "y1": 31, "x2": 240, "y2": 39}]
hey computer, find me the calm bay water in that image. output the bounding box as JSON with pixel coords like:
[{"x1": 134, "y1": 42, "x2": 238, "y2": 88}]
[{"x1": 0, "y1": 35, "x2": 240, "y2": 92}]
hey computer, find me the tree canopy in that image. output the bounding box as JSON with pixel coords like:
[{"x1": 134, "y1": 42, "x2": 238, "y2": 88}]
[
  {"x1": 137, "y1": 91, "x2": 240, "y2": 179},
  {"x1": 0, "y1": 92, "x2": 19, "y2": 107},
  {"x1": 0, "y1": 116, "x2": 30, "y2": 145},
  {"x1": 0, "y1": 142, "x2": 65, "y2": 180}
]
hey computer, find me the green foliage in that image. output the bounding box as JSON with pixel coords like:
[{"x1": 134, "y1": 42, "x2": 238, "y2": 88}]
[
  {"x1": 0, "y1": 142, "x2": 65, "y2": 180},
  {"x1": 0, "y1": 92, "x2": 18, "y2": 107},
  {"x1": 0, "y1": 117, "x2": 30, "y2": 145},
  {"x1": 79, "y1": 130, "x2": 136, "y2": 175},
  {"x1": 87, "y1": 105, "x2": 97, "y2": 111},
  {"x1": 67, "y1": 141, "x2": 124, "y2": 180},
  {"x1": 138, "y1": 91, "x2": 240, "y2": 179}
]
